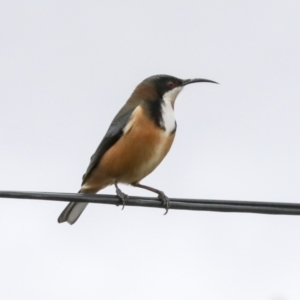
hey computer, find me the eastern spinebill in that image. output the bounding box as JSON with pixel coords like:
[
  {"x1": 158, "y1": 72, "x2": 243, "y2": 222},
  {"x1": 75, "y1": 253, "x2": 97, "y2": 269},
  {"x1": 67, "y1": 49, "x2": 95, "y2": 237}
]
[{"x1": 58, "y1": 74, "x2": 217, "y2": 224}]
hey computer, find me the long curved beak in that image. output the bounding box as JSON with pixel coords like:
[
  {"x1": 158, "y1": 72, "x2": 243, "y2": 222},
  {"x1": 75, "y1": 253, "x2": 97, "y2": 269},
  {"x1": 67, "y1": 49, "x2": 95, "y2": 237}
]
[{"x1": 182, "y1": 78, "x2": 219, "y2": 86}]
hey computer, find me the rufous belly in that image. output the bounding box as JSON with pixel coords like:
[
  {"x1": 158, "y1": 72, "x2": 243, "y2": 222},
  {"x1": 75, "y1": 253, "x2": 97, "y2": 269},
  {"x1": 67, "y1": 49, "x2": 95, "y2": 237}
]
[{"x1": 82, "y1": 106, "x2": 175, "y2": 192}]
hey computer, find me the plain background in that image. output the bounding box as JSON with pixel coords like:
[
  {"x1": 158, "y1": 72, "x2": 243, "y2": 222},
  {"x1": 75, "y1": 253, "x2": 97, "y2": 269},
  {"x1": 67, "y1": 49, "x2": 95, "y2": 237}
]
[{"x1": 1, "y1": 1, "x2": 300, "y2": 299}]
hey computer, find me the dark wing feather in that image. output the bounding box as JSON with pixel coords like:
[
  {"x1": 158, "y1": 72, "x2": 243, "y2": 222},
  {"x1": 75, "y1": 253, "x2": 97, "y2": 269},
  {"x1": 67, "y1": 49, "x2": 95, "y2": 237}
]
[{"x1": 81, "y1": 102, "x2": 138, "y2": 185}]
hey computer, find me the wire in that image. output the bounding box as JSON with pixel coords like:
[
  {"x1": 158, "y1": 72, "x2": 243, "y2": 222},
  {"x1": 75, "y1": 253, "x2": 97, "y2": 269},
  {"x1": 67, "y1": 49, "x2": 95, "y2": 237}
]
[{"x1": 1, "y1": 190, "x2": 300, "y2": 216}]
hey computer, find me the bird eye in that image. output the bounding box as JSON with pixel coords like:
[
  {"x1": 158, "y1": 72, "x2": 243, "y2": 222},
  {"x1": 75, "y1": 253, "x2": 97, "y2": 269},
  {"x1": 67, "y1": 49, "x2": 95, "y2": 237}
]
[{"x1": 167, "y1": 81, "x2": 175, "y2": 88}]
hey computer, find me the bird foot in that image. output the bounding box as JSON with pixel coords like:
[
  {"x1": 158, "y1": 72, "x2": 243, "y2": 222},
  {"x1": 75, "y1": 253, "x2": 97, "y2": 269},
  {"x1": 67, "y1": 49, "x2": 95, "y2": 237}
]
[
  {"x1": 158, "y1": 192, "x2": 170, "y2": 215},
  {"x1": 115, "y1": 188, "x2": 129, "y2": 210}
]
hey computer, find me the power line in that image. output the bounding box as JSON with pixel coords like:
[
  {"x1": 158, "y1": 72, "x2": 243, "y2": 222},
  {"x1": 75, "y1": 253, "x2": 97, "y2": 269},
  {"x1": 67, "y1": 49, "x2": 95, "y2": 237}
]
[{"x1": 1, "y1": 190, "x2": 300, "y2": 216}]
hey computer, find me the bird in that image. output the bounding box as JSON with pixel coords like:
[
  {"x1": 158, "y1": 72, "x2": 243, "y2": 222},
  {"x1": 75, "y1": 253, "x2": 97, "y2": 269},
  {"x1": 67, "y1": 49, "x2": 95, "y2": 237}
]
[{"x1": 58, "y1": 74, "x2": 217, "y2": 224}]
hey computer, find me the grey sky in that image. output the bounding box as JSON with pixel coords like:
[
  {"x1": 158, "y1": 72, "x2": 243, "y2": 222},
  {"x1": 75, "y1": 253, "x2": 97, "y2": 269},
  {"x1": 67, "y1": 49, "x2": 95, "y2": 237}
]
[{"x1": 1, "y1": 1, "x2": 300, "y2": 299}]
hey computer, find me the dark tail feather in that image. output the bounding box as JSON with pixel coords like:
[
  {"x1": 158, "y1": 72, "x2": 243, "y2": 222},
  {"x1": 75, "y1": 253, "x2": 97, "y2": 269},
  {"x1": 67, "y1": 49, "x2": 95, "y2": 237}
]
[{"x1": 58, "y1": 191, "x2": 88, "y2": 225}]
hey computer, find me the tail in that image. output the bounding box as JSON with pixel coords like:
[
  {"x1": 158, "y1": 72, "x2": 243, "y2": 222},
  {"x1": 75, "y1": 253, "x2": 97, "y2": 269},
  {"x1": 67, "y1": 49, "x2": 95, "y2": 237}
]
[{"x1": 58, "y1": 190, "x2": 88, "y2": 225}]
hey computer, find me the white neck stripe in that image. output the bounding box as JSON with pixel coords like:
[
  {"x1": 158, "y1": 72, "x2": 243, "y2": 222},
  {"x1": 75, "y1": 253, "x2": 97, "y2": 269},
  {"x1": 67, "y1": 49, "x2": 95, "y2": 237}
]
[{"x1": 161, "y1": 87, "x2": 182, "y2": 133}]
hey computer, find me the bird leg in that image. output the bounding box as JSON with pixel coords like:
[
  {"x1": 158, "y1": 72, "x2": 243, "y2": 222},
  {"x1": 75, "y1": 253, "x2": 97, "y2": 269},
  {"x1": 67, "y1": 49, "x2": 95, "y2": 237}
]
[
  {"x1": 114, "y1": 182, "x2": 128, "y2": 210},
  {"x1": 131, "y1": 183, "x2": 170, "y2": 214}
]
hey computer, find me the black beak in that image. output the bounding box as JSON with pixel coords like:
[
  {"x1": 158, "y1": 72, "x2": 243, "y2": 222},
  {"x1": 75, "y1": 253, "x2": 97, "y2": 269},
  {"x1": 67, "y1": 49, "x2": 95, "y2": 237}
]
[{"x1": 182, "y1": 78, "x2": 219, "y2": 86}]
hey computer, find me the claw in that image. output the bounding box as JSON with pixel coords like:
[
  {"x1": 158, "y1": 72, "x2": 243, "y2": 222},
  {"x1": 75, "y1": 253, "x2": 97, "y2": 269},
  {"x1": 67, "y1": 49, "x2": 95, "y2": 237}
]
[
  {"x1": 115, "y1": 187, "x2": 128, "y2": 210},
  {"x1": 130, "y1": 182, "x2": 171, "y2": 214},
  {"x1": 158, "y1": 192, "x2": 170, "y2": 215}
]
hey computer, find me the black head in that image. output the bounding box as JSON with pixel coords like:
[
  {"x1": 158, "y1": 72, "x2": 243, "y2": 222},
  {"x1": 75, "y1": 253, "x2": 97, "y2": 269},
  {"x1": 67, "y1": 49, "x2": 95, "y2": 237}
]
[{"x1": 141, "y1": 74, "x2": 218, "y2": 97}]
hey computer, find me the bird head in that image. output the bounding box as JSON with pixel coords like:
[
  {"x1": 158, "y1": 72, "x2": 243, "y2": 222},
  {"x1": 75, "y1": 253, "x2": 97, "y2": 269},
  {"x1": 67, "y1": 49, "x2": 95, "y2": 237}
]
[{"x1": 140, "y1": 74, "x2": 218, "y2": 105}]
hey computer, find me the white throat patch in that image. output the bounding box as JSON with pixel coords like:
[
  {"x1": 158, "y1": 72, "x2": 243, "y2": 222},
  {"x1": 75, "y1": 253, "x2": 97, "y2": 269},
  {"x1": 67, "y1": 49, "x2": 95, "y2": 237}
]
[{"x1": 161, "y1": 86, "x2": 182, "y2": 134}]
